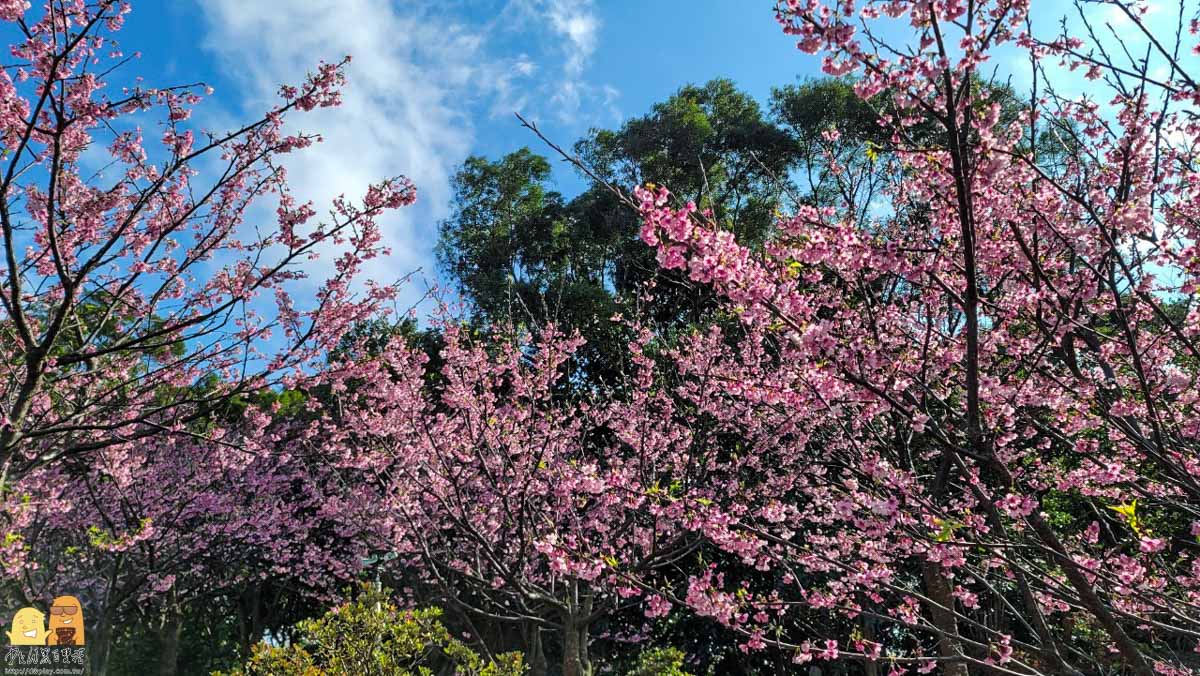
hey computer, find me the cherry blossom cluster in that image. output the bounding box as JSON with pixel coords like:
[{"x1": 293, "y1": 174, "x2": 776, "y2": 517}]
[{"x1": 629, "y1": 1, "x2": 1200, "y2": 672}]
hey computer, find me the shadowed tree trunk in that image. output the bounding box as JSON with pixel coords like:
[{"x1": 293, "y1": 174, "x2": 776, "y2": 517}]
[
  {"x1": 525, "y1": 621, "x2": 548, "y2": 676},
  {"x1": 90, "y1": 610, "x2": 114, "y2": 676},
  {"x1": 561, "y1": 619, "x2": 590, "y2": 676},
  {"x1": 157, "y1": 603, "x2": 182, "y2": 676},
  {"x1": 237, "y1": 585, "x2": 265, "y2": 658},
  {"x1": 561, "y1": 588, "x2": 593, "y2": 676},
  {"x1": 923, "y1": 562, "x2": 969, "y2": 676}
]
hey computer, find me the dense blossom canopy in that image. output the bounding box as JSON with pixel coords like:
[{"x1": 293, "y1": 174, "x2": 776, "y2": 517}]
[
  {"x1": 631, "y1": 0, "x2": 1200, "y2": 673},
  {"x1": 6, "y1": 0, "x2": 1200, "y2": 675},
  {"x1": 0, "y1": 0, "x2": 416, "y2": 670}
]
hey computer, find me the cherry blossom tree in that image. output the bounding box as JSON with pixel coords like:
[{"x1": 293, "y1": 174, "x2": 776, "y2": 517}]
[
  {"x1": 625, "y1": 0, "x2": 1200, "y2": 673},
  {"x1": 313, "y1": 318, "x2": 785, "y2": 676},
  {"x1": 9, "y1": 405, "x2": 370, "y2": 676},
  {"x1": 0, "y1": 0, "x2": 415, "y2": 485},
  {"x1": 0, "y1": 1, "x2": 418, "y2": 673}
]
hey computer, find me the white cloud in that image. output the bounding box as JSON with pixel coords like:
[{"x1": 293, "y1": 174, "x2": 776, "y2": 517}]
[
  {"x1": 505, "y1": 0, "x2": 612, "y2": 122},
  {"x1": 195, "y1": 0, "x2": 613, "y2": 308},
  {"x1": 513, "y1": 57, "x2": 537, "y2": 78},
  {"x1": 601, "y1": 84, "x2": 621, "y2": 121},
  {"x1": 513, "y1": 0, "x2": 598, "y2": 75}
]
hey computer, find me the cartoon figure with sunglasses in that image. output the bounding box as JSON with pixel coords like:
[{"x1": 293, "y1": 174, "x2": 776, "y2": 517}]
[{"x1": 45, "y1": 595, "x2": 84, "y2": 646}]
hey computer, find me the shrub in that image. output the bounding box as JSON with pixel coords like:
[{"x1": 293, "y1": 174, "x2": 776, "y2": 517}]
[
  {"x1": 216, "y1": 585, "x2": 524, "y2": 676},
  {"x1": 627, "y1": 647, "x2": 694, "y2": 676}
]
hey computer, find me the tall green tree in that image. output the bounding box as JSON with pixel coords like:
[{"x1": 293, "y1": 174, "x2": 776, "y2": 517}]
[{"x1": 437, "y1": 79, "x2": 801, "y2": 386}]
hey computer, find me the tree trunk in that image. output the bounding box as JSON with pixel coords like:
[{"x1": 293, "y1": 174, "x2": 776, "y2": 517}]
[
  {"x1": 157, "y1": 607, "x2": 182, "y2": 676},
  {"x1": 922, "y1": 562, "x2": 969, "y2": 676},
  {"x1": 89, "y1": 612, "x2": 114, "y2": 676},
  {"x1": 238, "y1": 585, "x2": 263, "y2": 657},
  {"x1": 560, "y1": 619, "x2": 591, "y2": 676},
  {"x1": 578, "y1": 622, "x2": 590, "y2": 673},
  {"x1": 525, "y1": 622, "x2": 547, "y2": 676}
]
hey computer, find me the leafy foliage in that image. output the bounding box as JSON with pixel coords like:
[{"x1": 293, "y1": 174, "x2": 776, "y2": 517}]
[
  {"x1": 625, "y1": 647, "x2": 694, "y2": 676},
  {"x1": 218, "y1": 585, "x2": 524, "y2": 676}
]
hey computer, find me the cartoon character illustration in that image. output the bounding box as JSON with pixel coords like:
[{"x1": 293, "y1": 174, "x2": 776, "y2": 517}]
[
  {"x1": 46, "y1": 596, "x2": 84, "y2": 646},
  {"x1": 7, "y1": 607, "x2": 46, "y2": 645}
]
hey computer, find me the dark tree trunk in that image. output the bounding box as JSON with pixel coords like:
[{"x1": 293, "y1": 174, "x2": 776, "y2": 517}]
[
  {"x1": 561, "y1": 591, "x2": 592, "y2": 676},
  {"x1": 525, "y1": 621, "x2": 548, "y2": 676},
  {"x1": 238, "y1": 585, "x2": 263, "y2": 657},
  {"x1": 923, "y1": 562, "x2": 969, "y2": 676},
  {"x1": 561, "y1": 620, "x2": 590, "y2": 676},
  {"x1": 156, "y1": 607, "x2": 182, "y2": 676},
  {"x1": 89, "y1": 612, "x2": 114, "y2": 676}
]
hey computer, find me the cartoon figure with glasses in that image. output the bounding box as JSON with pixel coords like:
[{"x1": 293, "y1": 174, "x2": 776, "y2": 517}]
[{"x1": 45, "y1": 595, "x2": 84, "y2": 646}]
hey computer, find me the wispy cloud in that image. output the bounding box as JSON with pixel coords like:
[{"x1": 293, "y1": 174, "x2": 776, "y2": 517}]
[
  {"x1": 196, "y1": 0, "x2": 614, "y2": 304},
  {"x1": 504, "y1": 0, "x2": 614, "y2": 123},
  {"x1": 549, "y1": 5, "x2": 599, "y2": 118}
]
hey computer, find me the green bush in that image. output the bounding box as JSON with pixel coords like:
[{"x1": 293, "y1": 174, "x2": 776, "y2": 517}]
[
  {"x1": 626, "y1": 647, "x2": 694, "y2": 676},
  {"x1": 216, "y1": 585, "x2": 524, "y2": 676}
]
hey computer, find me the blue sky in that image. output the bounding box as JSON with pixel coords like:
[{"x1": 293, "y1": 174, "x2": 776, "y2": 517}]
[
  {"x1": 111, "y1": 0, "x2": 1191, "y2": 309},
  {"x1": 111, "y1": 1, "x2": 817, "y2": 304}
]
